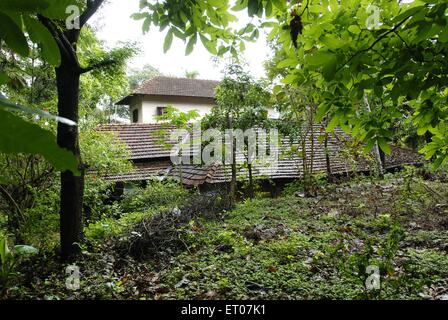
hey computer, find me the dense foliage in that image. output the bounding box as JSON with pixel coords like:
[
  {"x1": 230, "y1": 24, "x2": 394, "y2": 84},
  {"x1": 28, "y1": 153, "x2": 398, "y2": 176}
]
[{"x1": 1, "y1": 0, "x2": 448, "y2": 301}]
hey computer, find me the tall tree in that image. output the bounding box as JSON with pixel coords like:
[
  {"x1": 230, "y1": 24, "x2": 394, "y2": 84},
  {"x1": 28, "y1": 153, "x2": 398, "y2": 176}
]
[
  {"x1": 37, "y1": 0, "x2": 134, "y2": 259},
  {"x1": 185, "y1": 70, "x2": 199, "y2": 79},
  {"x1": 203, "y1": 65, "x2": 270, "y2": 202},
  {"x1": 155, "y1": 106, "x2": 200, "y2": 187},
  {"x1": 128, "y1": 64, "x2": 160, "y2": 90}
]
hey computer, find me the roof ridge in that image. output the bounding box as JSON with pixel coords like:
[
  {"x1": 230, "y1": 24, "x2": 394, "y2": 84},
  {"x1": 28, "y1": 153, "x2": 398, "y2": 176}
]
[{"x1": 150, "y1": 75, "x2": 220, "y2": 82}]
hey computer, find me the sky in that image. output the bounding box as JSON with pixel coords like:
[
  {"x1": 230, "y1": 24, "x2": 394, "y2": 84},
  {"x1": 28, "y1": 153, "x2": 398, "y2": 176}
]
[{"x1": 91, "y1": 0, "x2": 271, "y2": 81}]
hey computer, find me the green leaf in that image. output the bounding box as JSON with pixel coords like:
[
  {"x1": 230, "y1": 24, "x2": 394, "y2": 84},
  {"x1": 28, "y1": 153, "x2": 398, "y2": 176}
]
[
  {"x1": 142, "y1": 17, "x2": 151, "y2": 33},
  {"x1": 232, "y1": 0, "x2": 247, "y2": 11},
  {"x1": 0, "y1": 12, "x2": 29, "y2": 57},
  {"x1": 306, "y1": 51, "x2": 336, "y2": 67},
  {"x1": 218, "y1": 45, "x2": 230, "y2": 56},
  {"x1": 208, "y1": 0, "x2": 225, "y2": 7},
  {"x1": 439, "y1": 28, "x2": 448, "y2": 42},
  {"x1": 23, "y1": 16, "x2": 61, "y2": 66},
  {"x1": 39, "y1": 0, "x2": 75, "y2": 19},
  {"x1": 13, "y1": 245, "x2": 38, "y2": 256},
  {"x1": 0, "y1": 0, "x2": 49, "y2": 11},
  {"x1": 277, "y1": 58, "x2": 297, "y2": 69},
  {"x1": 248, "y1": 0, "x2": 259, "y2": 17},
  {"x1": 163, "y1": 29, "x2": 174, "y2": 53},
  {"x1": 0, "y1": 94, "x2": 76, "y2": 126},
  {"x1": 0, "y1": 109, "x2": 79, "y2": 174},
  {"x1": 0, "y1": 71, "x2": 9, "y2": 85},
  {"x1": 271, "y1": 0, "x2": 286, "y2": 11},
  {"x1": 316, "y1": 102, "x2": 331, "y2": 122},
  {"x1": 131, "y1": 13, "x2": 147, "y2": 21},
  {"x1": 200, "y1": 34, "x2": 217, "y2": 55},
  {"x1": 363, "y1": 139, "x2": 376, "y2": 154},
  {"x1": 348, "y1": 25, "x2": 361, "y2": 34},
  {"x1": 377, "y1": 138, "x2": 391, "y2": 155},
  {"x1": 326, "y1": 116, "x2": 340, "y2": 132},
  {"x1": 0, "y1": 237, "x2": 11, "y2": 264},
  {"x1": 185, "y1": 34, "x2": 197, "y2": 55},
  {"x1": 322, "y1": 55, "x2": 338, "y2": 81}
]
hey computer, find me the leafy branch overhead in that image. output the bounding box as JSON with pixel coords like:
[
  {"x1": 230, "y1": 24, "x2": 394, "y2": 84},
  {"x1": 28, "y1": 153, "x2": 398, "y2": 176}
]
[
  {"x1": 257, "y1": 0, "x2": 447, "y2": 167},
  {"x1": 0, "y1": 1, "x2": 83, "y2": 173},
  {"x1": 133, "y1": 0, "x2": 278, "y2": 56},
  {"x1": 0, "y1": 0, "x2": 135, "y2": 175},
  {"x1": 135, "y1": 0, "x2": 448, "y2": 167}
]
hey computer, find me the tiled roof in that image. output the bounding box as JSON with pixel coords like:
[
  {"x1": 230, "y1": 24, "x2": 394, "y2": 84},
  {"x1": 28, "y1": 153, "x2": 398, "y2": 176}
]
[
  {"x1": 99, "y1": 124, "x2": 424, "y2": 184},
  {"x1": 104, "y1": 160, "x2": 172, "y2": 182},
  {"x1": 135, "y1": 76, "x2": 219, "y2": 98},
  {"x1": 168, "y1": 146, "x2": 423, "y2": 186},
  {"x1": 98, "y1": 124, "x2": 177, "y2": 160},
  {"x1": 166, "y1": 129, "x2": 423, "y2": 186}
]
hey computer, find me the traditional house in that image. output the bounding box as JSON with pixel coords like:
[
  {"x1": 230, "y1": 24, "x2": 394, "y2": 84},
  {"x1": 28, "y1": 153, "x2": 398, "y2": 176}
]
[
  {"x1": 116, "y1": 76, "x2": 280, "y2": 123},
  {"x1": 102, "y1": 76, "x2": 423, "y2": 190},
  {"x1": 99, "y1": 124, "x2": 423, "y2": 191}
]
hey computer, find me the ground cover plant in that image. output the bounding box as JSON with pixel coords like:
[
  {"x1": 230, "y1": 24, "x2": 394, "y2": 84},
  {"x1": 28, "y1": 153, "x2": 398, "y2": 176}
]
[{"x1": 2, "y1": 169, "x2": 447, "y2": 300}]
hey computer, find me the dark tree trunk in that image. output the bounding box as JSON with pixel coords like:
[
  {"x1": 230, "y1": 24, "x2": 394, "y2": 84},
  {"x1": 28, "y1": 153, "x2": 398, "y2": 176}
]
[
  {"x1": 56, "y1": 59, "x2": 84, "y2": 260},
  {"x1": 379, "y1": 148, "x2": 386, "y2": 168},
  {"x1": 324, "y1": 133, "x2": 332, "y2": 181},
  {"x1": 39, "y1": 0, "x2": 106, "y2": 261},
  {"x1": 248, "y1": 163, "x2": 254, "y2": 199},
  {"x1": 230, "y1": 144, "x2": 237, "y2": 207},
  {"x1": 228, "y1": 117, "x2": 237, "y2": 207}
]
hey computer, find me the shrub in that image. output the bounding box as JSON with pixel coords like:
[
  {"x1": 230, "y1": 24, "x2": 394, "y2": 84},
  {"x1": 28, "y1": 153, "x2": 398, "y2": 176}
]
[
  {"x1": 116, "y1": 190, "x2": 232, "y2": 260},
  {"x1": 83, "y1": 177, "x2": 122, "y2": 223},
  {"x1": 120, "y1": 180, "x2": 191, "y2": 213},
  {"x1": 85, "y1": 211, "x2": 156, "y2": 244},
  {"x1": 283, "y1": 173, "x2": 328, "y2": 197},
  {"x1": 18, "y1": 186, "x2": 60, "y2": 250},
  {"x1": 0, "y1": 236, "x2": 38, "y2": 292}
]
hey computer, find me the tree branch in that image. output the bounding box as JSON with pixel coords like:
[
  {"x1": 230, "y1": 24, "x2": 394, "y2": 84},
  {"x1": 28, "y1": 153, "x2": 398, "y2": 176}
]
[
  {"x1": 80, "y1": 0, "x2": 105, "y2": 27},
  {"x1": 335, "y1": 15, "x2": 412, "y2": 74},
  {"x1": 300, "y1": 0, "x2": 310, "y2": 16},
  {"x1": 37, "y1": 15, "x2": 81, "y2": 70},
  {"x1": 80, "y1": 59, "x2": 117, "y2": 74}
]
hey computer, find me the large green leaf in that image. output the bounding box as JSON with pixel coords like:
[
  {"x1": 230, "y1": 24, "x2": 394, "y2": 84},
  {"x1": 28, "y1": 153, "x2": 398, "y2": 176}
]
[
  {"x1": 163, "y1": 29, "x2": 174, "y2": 53},
  {"x1": 13, "y1": 245, "x2": 38, "y2": 256},
  {"x1": 306, "y1": 51, "x2": 336, "y2": 67},
  {"x1": 0, "y1": 109, "x2": 79, "y2": 175},
  {"x1": 185, "y1": 34, "x2": 197, "y2": 55},
  {"x1": 39, "y1": 0, "x2": 77, "y2": 19},
  {"x1": 377, "y1": 138, "x2": 392, "y2": 155},
  {"x1": 0, "y1": 237, "x2": 11, "y2": 265},
  {"x1": 0, "y1": 71, "x2": 9, "y2": 85},
  {"x1": 23, "y1": 16, "x2": 61, "y2": 66},
  {"x1": 199, "y1": 34, "x2": 218, "y2": 55},
  {"x1": 248, "y1": 0, "x2": 260, "y2": 17},
  {"x1": 0, "y1": 11, "x2": 29, "y2": 57},
  {"x1": 0, "y1": 94, "x2": 76, "y2": 126},
  {"x1": 0, "y1": 0, "x2": 49, "y2": 12}
]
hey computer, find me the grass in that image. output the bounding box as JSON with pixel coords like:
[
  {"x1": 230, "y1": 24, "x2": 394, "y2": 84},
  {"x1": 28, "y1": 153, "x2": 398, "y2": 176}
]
[{"x1": 5, "y1": 172, "x2": 448, "y2": 300}]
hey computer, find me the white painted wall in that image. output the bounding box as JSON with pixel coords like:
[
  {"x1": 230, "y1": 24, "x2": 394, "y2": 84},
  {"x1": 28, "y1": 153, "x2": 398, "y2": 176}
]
[
  {"x1": 131, "y1": 95, "x2": 280, "y2": 124},
  {"x1": 142, "y1": 97, "x2": 214, "y2": 123}
]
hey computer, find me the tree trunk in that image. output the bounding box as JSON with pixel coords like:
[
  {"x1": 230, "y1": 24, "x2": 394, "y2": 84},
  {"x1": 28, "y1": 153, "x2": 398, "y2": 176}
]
[
  {"x1": 248, "y1": 163, "x2": 254, "y2": 199},
  {"x1": 324, "y1": 133, "x2": 332, "y2": 181},
  {"x1": 363, "y1": 95, "x2": 384, "y2": 178},
  {"x1": 179, "y1": 164, "x2": 184, "y2": 188},
  {"x1": 301, "y1": 135, "x2": 312, "y2": 196},
  {"x1": 228, "y1": 117, "x2": 237, "y2": 207},
  {"x1": 56, "y1": 60, "x2": 84, "y2": 260}
]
